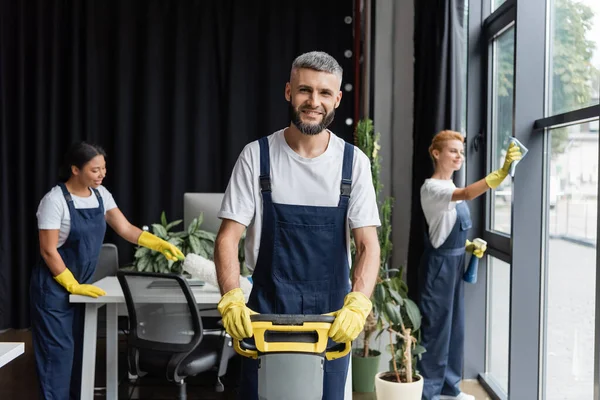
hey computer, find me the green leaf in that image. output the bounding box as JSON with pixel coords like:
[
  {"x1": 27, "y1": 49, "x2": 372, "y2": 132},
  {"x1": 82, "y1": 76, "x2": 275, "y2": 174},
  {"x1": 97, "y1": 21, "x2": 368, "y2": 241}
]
[
  {"x1": 161, "y1": 211, "x2": 167, "y2": 227},
  {"x1": 385, "y1": 303, "x2": 402, "y2": 325},
  {"x1": 194, "y1": 230, "x2": 217, "y2": 241},
  {"x1": 137, "y1": 256, "x2": 151, "y2": 272},
  {"x1": 167, "y1": 237, "x2": 184, "y2": 247},
  {"x1": 188, "y1": 235, "x2": 202, "y2": 254},
  {"x1": 200, "y1": 239, "x2": 215, "y2": 259},
  {"x1": 403, "y1": 298, "x2": 421, "y2": 331},
  {"x1": 170, "y1": 231, "x2": 189, "y2": 238},
  {"x1": 388, "y1": 289, "x2": 404, "y2": 306},
  {"x1": 166, "y1": 219, "x2": 183, "y2": 232},
  {"x1": 157, "y1": 256, "x2": 169, "y2": 273},
  {"x1": 134, "y1": 246, "x2": 151, "y2": 258},
  {"x1": 412, "y1": 344, "x2": 426, "y2": 357},
  {"x1": 188, "y1": 218, "x2": 199, "y2": 235},
  {"x1": 374, "y1": 283, "x2": 386, "y2": 304},
  {"x1": 196, "y1": 213, "x2": 204, "y2": 228},
  {"x1": 152, "y1": 224, "x2": 168, "y2": 239}
]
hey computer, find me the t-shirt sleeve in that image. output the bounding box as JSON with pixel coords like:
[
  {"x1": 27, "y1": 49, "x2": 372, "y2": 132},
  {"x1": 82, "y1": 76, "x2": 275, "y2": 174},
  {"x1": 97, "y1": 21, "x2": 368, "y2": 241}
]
[
  {"x1": 36, "y1": 190, "x2": 64, "y2": 230},
  {"x1": 347, "y1": 148, "x2": 381, "y2": 229},
  {"x1": 98, "y1": 186, "x2": 117, "y2": 212},
  {"x1": 218, "y1": 143, "x2": 256, "y2": 227},
  {"x1": 420, "y1": 181, "x2": 455, "y2": 224}
]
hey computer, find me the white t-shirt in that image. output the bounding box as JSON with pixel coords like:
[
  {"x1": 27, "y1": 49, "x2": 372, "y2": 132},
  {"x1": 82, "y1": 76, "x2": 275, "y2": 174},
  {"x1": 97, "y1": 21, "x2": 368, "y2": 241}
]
[
  {"x1": 218, "y1": 129, "x2": 381, "y2": 271},
  {"x1": 36, "y1": 185, "x2": 117, "y2": 247},
  {"x1": 420, "y1": 178, "x2": 461, "y2": 248}
]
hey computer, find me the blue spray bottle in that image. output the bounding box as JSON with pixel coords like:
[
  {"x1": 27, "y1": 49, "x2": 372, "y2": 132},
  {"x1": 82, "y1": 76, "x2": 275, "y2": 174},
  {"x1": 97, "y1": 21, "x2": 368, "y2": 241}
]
[{"x1": 464, "y1": 238, "x2": 487, "y2": 284}]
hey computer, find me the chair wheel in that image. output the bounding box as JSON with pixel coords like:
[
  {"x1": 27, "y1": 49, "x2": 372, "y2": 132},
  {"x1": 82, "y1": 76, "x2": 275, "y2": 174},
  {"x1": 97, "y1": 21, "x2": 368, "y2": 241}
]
[{"x1": 215, "y1": 377, "x2": 224, "y2": 392}]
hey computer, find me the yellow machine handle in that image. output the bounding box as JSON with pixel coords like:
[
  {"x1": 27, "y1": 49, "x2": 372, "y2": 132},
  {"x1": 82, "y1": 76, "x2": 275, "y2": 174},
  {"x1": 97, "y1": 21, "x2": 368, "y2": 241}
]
[{"x1": 233, "y1": 314, "x2": 351, "y2": 360}]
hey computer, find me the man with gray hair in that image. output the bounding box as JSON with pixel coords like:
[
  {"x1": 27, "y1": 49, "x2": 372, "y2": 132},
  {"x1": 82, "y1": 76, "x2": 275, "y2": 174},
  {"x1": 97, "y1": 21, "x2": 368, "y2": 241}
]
[{"x1": 214, "y1": 51, "x2": 381, "y2": 399}]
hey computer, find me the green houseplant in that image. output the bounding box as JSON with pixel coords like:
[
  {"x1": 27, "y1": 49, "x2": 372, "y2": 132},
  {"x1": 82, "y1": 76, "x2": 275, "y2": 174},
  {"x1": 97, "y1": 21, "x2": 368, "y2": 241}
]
[
  {"x1": 132, "y1": 211, "x2": 247, "y2": 274},
  {"x1": 351, "y1": 119, "x2": 424, "y2": 396}
]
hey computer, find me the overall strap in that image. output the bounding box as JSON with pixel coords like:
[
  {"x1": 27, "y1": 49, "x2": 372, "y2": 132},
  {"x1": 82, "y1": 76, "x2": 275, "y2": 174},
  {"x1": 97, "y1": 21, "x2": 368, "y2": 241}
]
[
  {"x1": 338, "y1": 142, "x2": 354, "y2": 207},
  {"x1": 258, "y1": 137, "x2": 273, "y2": 202},
  {"x1": 58, "y1": 182, "x2": 73, "y2": 203},
  {"x1": 92, "y1": 187, "x2": 105, "y2": 213}
]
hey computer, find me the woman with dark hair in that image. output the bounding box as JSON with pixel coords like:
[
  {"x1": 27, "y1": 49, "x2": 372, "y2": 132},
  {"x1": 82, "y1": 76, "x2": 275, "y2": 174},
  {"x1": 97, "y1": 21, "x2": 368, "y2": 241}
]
[
  {"x1": 30, "y1": 142, "x2": 183, "y2": 399},
  {"x1": 418, "y1": 130, "x2": 521, "y2": 400}
]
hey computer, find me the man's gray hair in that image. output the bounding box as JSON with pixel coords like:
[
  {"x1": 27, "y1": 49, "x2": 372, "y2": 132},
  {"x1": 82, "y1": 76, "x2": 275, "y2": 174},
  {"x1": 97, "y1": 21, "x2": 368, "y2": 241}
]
[{"x1": 291, "y1": 51, "x2": 343, "y2": 82}]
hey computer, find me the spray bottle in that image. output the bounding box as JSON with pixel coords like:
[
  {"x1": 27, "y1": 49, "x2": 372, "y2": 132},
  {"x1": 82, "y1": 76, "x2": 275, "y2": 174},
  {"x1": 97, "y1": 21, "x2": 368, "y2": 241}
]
[{"x1": 463, "y1": 238, "x2": 487, "y2": 284}]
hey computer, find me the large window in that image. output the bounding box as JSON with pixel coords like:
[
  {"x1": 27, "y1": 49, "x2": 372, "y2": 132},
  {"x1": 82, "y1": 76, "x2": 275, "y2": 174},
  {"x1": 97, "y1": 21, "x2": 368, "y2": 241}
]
[
  {"x1": 548, "y1": 0, "x2": 600, "y2": 116},
  {"x1": 543, "y1": 120, "x2": 599, "y2": 400},
  {"x1": 468, "y1": 0, "x2": 600, "y2": 399},
  {"x1": 486, "y1": 256, "x2": 511, "y2": 393},
  {"x1": 540, "y1": 0, "x2": 600, "y2": 398},
  {"x1": 489, "y1": 25, "x2": 515, "y2": 235}
]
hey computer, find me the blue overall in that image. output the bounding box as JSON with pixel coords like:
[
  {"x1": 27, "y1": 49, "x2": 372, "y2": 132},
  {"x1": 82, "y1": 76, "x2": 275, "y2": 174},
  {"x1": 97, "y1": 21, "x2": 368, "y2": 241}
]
[
  {"x1": 239, "y1": 136, "x2": 353, "y2": 400},
  {"x1": 30, "y1": 183, "x2": 106, "y2": 400},
  {"x1": 417, "y1": 201, "x2": 471, "y2": 400}
]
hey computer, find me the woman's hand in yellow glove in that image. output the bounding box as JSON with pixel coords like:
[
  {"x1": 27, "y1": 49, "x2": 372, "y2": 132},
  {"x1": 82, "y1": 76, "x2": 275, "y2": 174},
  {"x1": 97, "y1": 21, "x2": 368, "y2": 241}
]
[
  {"x1": 137, "y1": 231, "x2": 184, "y2": 261},
  {"x1": 328, "y1": 291, "x2": 373, "y2": 343},
  {"x1": 54, "y1": 268, "x2": 106, "y2": 298},
  {"x1": 485, "y1": 142, "x2": 522, "y2": 189},
  {"x1": 465, "y1": 239, "x2": 487, "y2": 259}
]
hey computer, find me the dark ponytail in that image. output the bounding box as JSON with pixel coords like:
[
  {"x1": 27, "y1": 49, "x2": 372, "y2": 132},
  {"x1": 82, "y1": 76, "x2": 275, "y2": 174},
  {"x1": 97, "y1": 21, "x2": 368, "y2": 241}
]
[{"x1": 58, "y1": 142, "x2": 107, "y2": 182}]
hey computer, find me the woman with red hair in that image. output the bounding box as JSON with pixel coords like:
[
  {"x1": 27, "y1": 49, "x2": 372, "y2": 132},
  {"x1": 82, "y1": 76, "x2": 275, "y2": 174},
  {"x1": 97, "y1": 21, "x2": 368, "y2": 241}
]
[{"x1": 418, "y1": 130, "x2": 521, "y2": 400}]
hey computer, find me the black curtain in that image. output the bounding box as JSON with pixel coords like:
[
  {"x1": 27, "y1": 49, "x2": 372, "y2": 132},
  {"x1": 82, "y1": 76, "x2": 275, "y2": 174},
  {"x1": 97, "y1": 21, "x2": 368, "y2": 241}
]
[
  {"x1": 406, "y1": 0, "x2": 466, "y2": 298},
  {"x1": 0, "y1": 0, "x2": 355, "y2": 330}
]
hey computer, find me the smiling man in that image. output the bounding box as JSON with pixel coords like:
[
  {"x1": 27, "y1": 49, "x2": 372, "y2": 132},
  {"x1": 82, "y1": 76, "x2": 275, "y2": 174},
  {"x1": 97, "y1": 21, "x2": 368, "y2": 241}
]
[{"x1": 214, "y1": 51, "x2": 381, "y2": 399}]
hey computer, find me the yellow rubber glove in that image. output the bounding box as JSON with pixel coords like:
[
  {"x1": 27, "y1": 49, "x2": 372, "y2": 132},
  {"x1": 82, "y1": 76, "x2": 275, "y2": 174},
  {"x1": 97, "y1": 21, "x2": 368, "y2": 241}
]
[
  {"x1": 54, "y1": 268, "x2": 106, "y2": 298},
  {"x1": 465, "y1": 239, "x2": 487, "y2": 259},
  {"x1": 328, "y1": 292, "x2": 373, "y2": 343},
  {"x1": 217, "y1": 288, "x2": 256, "y2": 341},
  {"x1": 484, "y1": 142, "x2": 523, "y2": 189},
  {"x1": 138, "y1": 231, "x2": 184, "y2": 261}
]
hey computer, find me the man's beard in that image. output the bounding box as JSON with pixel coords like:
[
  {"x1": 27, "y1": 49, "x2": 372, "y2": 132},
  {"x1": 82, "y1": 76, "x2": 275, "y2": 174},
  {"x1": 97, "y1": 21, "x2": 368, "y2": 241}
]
[{"x1": 289, "y1": 102, "x2": 335, "y2": 136}]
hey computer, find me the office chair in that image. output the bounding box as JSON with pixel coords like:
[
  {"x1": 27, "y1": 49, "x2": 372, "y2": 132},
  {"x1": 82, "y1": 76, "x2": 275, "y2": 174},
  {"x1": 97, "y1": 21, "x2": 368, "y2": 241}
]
[
  {"x1": 117, "y1": 271, "x2": 235, "y2": 398},
  {"x1": 92, "y1": 243, "x2": 119, "y2": 282}
]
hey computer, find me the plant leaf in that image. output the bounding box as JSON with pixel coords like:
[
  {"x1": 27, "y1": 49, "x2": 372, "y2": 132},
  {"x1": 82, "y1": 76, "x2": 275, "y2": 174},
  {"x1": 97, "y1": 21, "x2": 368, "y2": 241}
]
[
  {"x1": 412, "y1": 344, "x2": 426, "y2": 356},
  {"x1": 188, "y1": 235, "x2": 202, "y2": 254},
  {"x1": 194, "y1": 230, "x2": 217, "y2": 241},
  {"x1": 161, "y1": 211, "x2": 167, "y2": 227},
  {"x1": 170, "y1": 231, "x2": 189, "y2": 238},
  {"x1": 134, "y1": 246, "x2": 151, "y2": 258},
  {"x1": 388, "y1": 289, "x2": 404, "y2": 306},
  {"x1": 196, "y1": 213, "x2": 204, "y2": 227},
  {"x1": 166, "y1": 219, "x2": 183, "y2": 232},
  {"x1": 385, "y1": 303, "x2": 402, "y2": 325},
  {"x1": 403, "y1": 298, "x2": 421, "y2": 331},
  {"x1": 152, "y1": 224, "x2": 168, "y2": 239},
  {"x1": 188, "y1": 218, "x2": 199, "y2": 235}
]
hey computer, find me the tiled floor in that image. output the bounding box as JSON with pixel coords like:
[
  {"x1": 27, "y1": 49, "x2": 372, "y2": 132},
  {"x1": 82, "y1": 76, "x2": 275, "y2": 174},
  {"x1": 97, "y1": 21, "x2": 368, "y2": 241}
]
[{"x1": 0, "y1": 329, "x2": 491, "y2": 399}]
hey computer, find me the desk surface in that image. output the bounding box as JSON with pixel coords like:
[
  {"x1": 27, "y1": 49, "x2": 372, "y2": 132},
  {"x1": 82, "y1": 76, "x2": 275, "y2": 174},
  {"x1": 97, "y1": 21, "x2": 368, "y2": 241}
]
[
  {"x1": 69, "y1": 276, "x2": 235, "y2": 304},
  {"x1": 0, "y1": 342, "x2": 24, "y2": 368}
]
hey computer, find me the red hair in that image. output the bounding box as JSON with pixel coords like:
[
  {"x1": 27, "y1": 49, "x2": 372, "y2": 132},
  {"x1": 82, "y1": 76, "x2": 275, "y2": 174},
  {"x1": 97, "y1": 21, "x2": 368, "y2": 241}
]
[{"x1": 429, "y1": 130, "x2": 464, "y2": 163}]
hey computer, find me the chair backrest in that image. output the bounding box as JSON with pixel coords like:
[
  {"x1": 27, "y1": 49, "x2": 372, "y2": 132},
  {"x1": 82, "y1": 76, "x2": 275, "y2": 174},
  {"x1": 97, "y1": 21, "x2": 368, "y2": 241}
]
[
  {"x1": 92, "y1": 243, "x2": 119, "y2": 282},
  {"x1": 183, "y1": 193, "x2": 224, "y2": 234},
  {"x1": 117, "y1": 271, "x2": 203, "y2": 353}
]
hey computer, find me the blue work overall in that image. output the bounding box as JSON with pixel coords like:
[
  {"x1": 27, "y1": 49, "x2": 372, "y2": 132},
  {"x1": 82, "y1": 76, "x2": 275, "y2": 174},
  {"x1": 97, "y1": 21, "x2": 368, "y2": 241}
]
[
  {"x1": 239, "y1": 136, "x2": 353, "y2": 400},
  {"x1": 30, "y1": 183, "x2": 106, "y2": 400},
  {"x1": 417, "y1": 201, "x2": 471, "y2": 400}
]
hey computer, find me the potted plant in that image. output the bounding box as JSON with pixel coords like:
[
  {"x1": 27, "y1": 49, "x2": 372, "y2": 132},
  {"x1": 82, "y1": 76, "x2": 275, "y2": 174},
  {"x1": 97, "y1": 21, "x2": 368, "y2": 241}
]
[
  {"x1": 351, "y1": 119, "x2": 425, "y2": 398},
  {"x1": 132, "y1": 211, "x2": 247, "y2": 275},
  {"x1": 350, "y1": 119, "x2": 392, "y2": 392},
  {"x1": 372, "y1": 270, "x2": 424, "y2": 399}
]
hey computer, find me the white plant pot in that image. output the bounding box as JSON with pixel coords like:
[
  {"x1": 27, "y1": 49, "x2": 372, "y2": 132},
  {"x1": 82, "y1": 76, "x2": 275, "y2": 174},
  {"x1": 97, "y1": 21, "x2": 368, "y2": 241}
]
[{"x1": 374, "y1": 372, "x2": 424, "y2": 400}]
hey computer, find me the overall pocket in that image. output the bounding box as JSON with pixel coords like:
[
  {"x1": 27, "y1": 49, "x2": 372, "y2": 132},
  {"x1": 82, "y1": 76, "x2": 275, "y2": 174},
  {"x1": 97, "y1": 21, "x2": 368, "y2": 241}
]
[{"x1": 273, "y1": 220, "x2": 335, "y2": 283}]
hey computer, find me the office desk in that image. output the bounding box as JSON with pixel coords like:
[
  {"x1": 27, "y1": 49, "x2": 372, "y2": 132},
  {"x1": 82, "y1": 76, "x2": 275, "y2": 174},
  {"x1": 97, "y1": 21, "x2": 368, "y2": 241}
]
[
  {"x1": 0, "y1": 342, "x2": 24, "y2": 368},
  {"x1": 70, "y1": 276, "x2": 352, "y2": 400}
]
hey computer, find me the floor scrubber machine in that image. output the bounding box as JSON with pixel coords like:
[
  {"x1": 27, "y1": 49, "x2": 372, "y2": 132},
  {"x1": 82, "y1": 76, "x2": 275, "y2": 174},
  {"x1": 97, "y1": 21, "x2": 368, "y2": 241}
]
[{"x1": 234, "y1": 314, "x2": 351, "y2": 400}]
